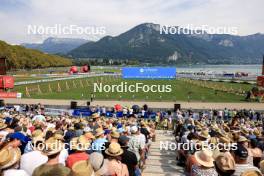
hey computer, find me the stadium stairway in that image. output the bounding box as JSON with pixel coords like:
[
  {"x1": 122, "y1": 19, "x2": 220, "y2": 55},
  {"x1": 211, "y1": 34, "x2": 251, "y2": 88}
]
[{"x1": 142, "y1": 130, "x2": 185, "y2": 176}]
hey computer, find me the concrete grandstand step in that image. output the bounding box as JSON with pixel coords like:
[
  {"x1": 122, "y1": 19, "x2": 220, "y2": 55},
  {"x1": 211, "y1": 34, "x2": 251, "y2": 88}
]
[
  {"x1": 143, "y1": 173, "x2": 184, "y2": 176},
  {"x1": 143, "y1": 165, "x2": 184, "y2": 174},
  {"x1": 148, "y1": 155, "x2": 176, "y2": 160},
  {"x1": 146, "y1": 159, "x2": 177, "y2": 165},
  {"x1": 143, "y1": 130, "x2": 183, "y2": 176}
]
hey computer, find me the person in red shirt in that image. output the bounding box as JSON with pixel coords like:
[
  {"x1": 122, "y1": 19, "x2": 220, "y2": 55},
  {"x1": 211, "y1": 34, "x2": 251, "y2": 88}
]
[{"x1": 66, "y1": 135, "x2": 90, "y2": 169}]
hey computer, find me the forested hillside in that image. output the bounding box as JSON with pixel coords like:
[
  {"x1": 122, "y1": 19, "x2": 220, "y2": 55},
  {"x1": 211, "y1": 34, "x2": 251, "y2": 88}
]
[{"x1": 0, "y1": 40, "x2": 72, "y2": 69}]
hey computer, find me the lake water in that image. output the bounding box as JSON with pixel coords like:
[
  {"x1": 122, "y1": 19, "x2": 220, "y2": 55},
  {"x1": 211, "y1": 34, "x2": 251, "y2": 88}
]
[
  {"x1": 97, "y1": 64, "x2": 262, "y2": 75},
  {"x1": 176, "y1": 65, "x2": 261, "y2": 75}
]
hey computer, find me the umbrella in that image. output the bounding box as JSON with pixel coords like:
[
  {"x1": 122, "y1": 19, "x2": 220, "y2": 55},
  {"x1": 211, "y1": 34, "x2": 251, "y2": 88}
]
[{"x1": 114, "y1": 104, "x2": 122, "y2": 111}]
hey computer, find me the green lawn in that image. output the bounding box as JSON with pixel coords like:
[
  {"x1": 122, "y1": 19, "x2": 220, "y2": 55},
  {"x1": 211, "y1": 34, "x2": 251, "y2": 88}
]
[{"x1": 12, "y1": 76, "x2": 255, "y2": 102}]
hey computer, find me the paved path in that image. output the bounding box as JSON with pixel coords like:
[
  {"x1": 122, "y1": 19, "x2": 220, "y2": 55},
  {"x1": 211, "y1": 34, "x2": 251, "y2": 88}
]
[
  {"x1": 143, "y1": 130, "x2": 184, "y2": 176},
  {"x1": 2, "y1": 98, "x2": 264, "y2": 110}
]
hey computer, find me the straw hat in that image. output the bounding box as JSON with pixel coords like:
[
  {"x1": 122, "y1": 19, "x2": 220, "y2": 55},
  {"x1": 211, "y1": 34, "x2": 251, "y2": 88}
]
[
  {"x1": 105, "y1": 142, "x2": 123, "y2": 157},
  {"x1": 47, "y1": 127, "x2": 56, "y2": 133},
  {"x1": 241, "y1": 128, "x2": 249, "y2": 136},
  {"x1": 71, "y1": 160, "x2": 94, "y2": 176},
  {"x1": 111, "y1": 127, "x2": 117, "y2": 132},
  {"x1": 110, "y1": 131, "x2": 120, "y2": 139},
  {"x1": 84, "y1": 132, "x2": 95, "y2": 140},
  {"x1": 0, "y1": 147, "x2": 21, "y2": 169},
  {"x1": 199, "y1": 130, "x2": 210, "y2": 139},
  {"x1": 223, "y1": 123, "x2": 230, "y2": 132},
  {"x1": 215, "y1": 152, "x2": 235, "y2": 172},
  {"x1": 219, "y1": 135, "x2": 231, "y2": 144},
  {"x1": 0, "y1": 122, "x2": 7, "y2": 130},
  {"x1": 53, "y1": 133, "x2": 64, "y2": 141},
  {"x1": 241, "y1": 170, "x2": 262, "y2": 176},
  {"x1": 44, "y1": 138, "x2": 64, "y2": 156},
  {"x1": 259, "y1": 160, "x2": 264, "y2": 174},
  {"x1": 70, "y1": 136, "x2": 90, "y2": 152},
  {"x1": 95, "y1": 128, "x2": 105, "y2": 137},
  {"x1": 92, "y1": 113, "x2": 100, "y2": 119},
  {"x1": 194, "y1": 149, "x2": 214, "y2": 168},
  {"x1": 253, "y1": 129, "x2": 262, "y2": 137},
  {"x1": 32, "y1": 129, "x2": 43, "y2": 138},
  {"x1": 238, "y1": 136, "x2": 249, "y2": 143},
  {"x1": 209, "y1": 137, "x2": 218, "y2": 145}
]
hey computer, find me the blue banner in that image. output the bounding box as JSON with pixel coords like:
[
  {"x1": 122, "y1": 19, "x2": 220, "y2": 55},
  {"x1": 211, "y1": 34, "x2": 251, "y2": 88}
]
[
  {"x1": 122, "y1": 67, "x2": 176, "y2": 79},
  {"x1": 72, "y1": 109, "x2": 92, "y2": 116}
]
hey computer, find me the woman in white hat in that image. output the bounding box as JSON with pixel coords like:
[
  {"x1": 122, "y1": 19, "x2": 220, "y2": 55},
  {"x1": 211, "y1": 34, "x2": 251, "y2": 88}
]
[
  {"x1": 105, "y1": 142, "x2": 129, "y2": 176},
  {"x1": 191, "y1": 148, "x2": 218, "y2": 176}
]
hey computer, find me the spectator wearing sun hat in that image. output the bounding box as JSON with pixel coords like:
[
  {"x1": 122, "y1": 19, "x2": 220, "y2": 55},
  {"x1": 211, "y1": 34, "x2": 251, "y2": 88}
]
[
  {"x1": 93, "y1": 128, "x2": 108, "y2": 153},
  {"x1": 70, "y1": 160, "x2": 94, "y2": 176},
  {"x1": 105, "y1": 142, "x2": 129, "y2": 176},
  {"x1": 103, "y1": 130, "x2": 120, "y2": 157},
  {"x1": 32, "y1": 138, "x2": 70, "y2": 176},
  {"x1": 0, "y1": 144, "x2": 28, "y2": 176},
  {"x1": 191, "y1": 148, "x2": 218, "y2": 176},
  {"x1": 215, "y1": 152, "x2": 235, "y2": 176}
]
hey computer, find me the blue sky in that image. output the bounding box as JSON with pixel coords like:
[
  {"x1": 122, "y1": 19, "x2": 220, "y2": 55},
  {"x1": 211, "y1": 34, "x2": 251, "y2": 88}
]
[{"x1": 0, "y1": 0, "x2": 263, "y2": 44}]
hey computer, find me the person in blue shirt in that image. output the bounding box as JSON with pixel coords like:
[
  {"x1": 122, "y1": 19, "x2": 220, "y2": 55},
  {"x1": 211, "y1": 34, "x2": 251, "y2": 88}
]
[{"x1": 92, "y1": 128, "x2": 108, "y2": 153}]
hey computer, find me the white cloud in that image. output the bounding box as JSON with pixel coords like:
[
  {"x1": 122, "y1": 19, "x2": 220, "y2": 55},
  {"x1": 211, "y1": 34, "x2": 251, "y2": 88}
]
[{"x1": 0, "y1": 0, "x2": 263, "y2": 44}]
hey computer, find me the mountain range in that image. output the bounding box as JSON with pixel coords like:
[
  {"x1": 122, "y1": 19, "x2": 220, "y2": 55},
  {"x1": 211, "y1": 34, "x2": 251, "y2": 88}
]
[
  {"x1": 22, "y1": 23, "x2": 264, "y2": 64},
  {"x1": 22, "y1": 37, "x2": 89, "y2": 54},
  {"x1": 69, "y1": 23, "x2": 264, "y2": 64}
]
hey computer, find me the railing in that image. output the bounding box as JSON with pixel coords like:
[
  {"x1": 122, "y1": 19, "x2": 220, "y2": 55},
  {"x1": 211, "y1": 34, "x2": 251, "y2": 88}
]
[{"x1": 15, "y1": 72, "x2": 121, "y2": 86}]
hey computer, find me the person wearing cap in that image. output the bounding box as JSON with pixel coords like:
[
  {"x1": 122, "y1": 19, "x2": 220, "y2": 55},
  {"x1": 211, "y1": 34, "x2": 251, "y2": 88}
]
[
  {"x1": 119, "y1": 135, "x2": 138, "y2": 176},
  {"x1": 238, "y1": 136, "x2": 255, "y2": 166},
  {"x1": 1, "y1": 132, "x2": 26, "y2": 153},
  {"x1": 105, "y1": 142, "x2": 129, "y2": 176},
  {"x1": 232, "y1": 144, "x2": 261, "y2": 176},
  {"x1": 103, "y1": 130, "x2": 120, "y2": 157},
  {"x1": 93, "y1": 128, "x2": 108, "y2": 153},
  {"x1": 191, "y1": 148, "x2": 218, "y2": 176},
  {"x1": 128, "y1": 126, "x2": 145, "y2": 163},
  {"x1": 32, "y1": 139, "x2": 70, "y2": 176}
]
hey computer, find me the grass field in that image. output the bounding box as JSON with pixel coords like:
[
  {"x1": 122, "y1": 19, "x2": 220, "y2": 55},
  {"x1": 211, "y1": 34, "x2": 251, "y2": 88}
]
[{"x1": 12, "y1": 75, "x2": 255, "y2": 102}]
